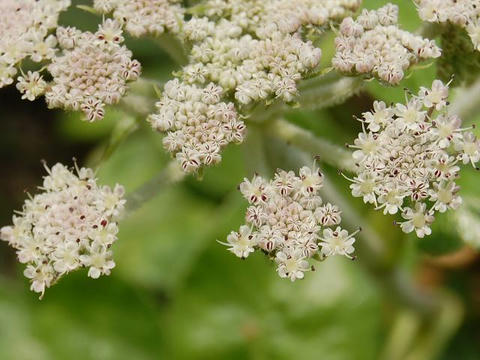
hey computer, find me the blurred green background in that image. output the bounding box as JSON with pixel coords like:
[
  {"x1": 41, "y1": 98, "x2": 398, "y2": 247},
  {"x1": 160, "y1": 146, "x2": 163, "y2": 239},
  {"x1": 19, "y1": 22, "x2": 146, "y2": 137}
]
[{"x1": 0, "y1": 1, "x2": 479, "y2": 359}]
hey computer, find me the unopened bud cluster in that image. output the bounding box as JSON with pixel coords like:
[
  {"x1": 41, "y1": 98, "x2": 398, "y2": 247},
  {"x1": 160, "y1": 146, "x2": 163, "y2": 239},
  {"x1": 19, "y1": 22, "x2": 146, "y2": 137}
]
[
  {"x1": 416, "y1": 0, "x2": 480, "y2": 51},
  {"x1": 333, "y1": 4, "x2": 441, "y2": 84},
  {"x1": 44, "y1": 20, "x2": 141, "y2": 121},
  {"x1": 0, "y1": 163, "x2": 126, "y2": 297},
  {"x1": 0, "y1": 0, "x2": 70, "y2": 88},
  {"x1": 150, "y1": 0, "x2": 361, "y2": 172},
  {"x1": 93, "y1": 0, "x2": 184, "y2": 37},
  {"x1": 346, "y1": 80, "x2": 480, "y2": 237},
  {"x1": 221, "y1": 166, "x2": 358, "y2": 281}
]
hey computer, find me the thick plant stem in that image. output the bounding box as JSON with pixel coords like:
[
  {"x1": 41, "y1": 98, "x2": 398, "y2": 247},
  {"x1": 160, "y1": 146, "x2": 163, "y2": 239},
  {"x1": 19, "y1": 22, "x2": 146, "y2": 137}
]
[
  {"x1": 125, "y1": 161, "x2": 186, "y2": 214},
  {"x1": 266, "y1": 118, "x2": 356, "y2": 172},
  {"x1": 248, "y1": 73, "x2": 364, "y2": 123},
  {"x1": 296, "y1": 73, "x2": 364, "y2": 111}
]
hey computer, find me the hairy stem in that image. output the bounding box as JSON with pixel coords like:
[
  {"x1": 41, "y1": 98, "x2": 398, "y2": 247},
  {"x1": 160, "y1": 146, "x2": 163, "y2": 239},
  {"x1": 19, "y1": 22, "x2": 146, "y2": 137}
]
[
  {"x1": 296, "y1": 73, "x2": 364, "y2": 111},
  {"x1": 248, "y1": 72, "x2": 364, "y2": 123},
  {"x1": 125, "y1": 161, "x2": 186, "y2": 214}
]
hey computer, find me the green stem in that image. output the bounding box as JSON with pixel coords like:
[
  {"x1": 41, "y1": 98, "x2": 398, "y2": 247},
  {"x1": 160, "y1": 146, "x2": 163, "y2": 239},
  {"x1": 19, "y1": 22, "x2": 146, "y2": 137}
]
[
  {"x1": 296, "y1": 73, "x2": 364, "y2": 111},
  {"x1": 248, "y1": 73, "x2": 364, "y2": 123},
  {"x1": 243, "y1": 124, "x2": 271, "y2": 177},
  {"x1": 125, "y1": 161, "x2": 186, "y2": 214}
]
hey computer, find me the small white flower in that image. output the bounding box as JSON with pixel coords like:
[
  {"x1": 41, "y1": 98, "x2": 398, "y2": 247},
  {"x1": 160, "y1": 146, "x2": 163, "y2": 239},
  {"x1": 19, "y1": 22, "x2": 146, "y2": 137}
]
[
  {"x1": 430, "y1": 181, "x2": 462, "y2": 213},
  {"x1": 456, "y1": 132, "x2": 480, "y2": 166},
  {"x1": 314, "y1": 204, "x2": 342, "y2": 227},
  {"x1": 319, "y1": 227, "x2": 356, "y2": 259},
  {"x1": 275, "y1": 250, "x2": 310, "y2": 282},
  {"x1": 16, "y1": 71, "x2": 47, "y2": 101},
  {"x1": 219, "y1": 225, "x2": 257, "y2": 259},
  {"x1": 363, "y1": 101, "x2": 394, "y2": 132},
  {"x1": 400, "y1": 203, "x2": 434, "y2": 238},
  {"x1": 420, "y1": 79, "x2": 449, "y2": 110},
  {"x1": 80, "y1": 247, "x2": 116, "y2": 279}
]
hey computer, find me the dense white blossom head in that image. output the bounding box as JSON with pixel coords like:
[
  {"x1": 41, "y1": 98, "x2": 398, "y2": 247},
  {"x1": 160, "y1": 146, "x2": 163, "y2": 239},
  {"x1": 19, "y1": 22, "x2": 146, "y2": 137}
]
[
  {"x1": 345, "y1": 80, "x2": 480, "y2": 238},
  {"x1": 93, "y1": 0, "x2": 184, "y2": 37},
  {"x1": 333, "y1": 4, "x2": 441, "y2": 84},
  {"x1": 0, "y1": 0, "x2": 70, "y2": 88},
  {"x1": 220, "y1": 165, "x2": 359, "y2": 281},
  {"x1": 180, "y1": 0, "x2": 362, "y2": 103},
  {"x1": 415, "y1": 0, "x2": 480, "y2": 51},
  {"x1": 0, "y1": 163, "x2": 126, "y2": 298},
  {"x1": 45, "y1": 20, "x2": 141, "y2": 121}
]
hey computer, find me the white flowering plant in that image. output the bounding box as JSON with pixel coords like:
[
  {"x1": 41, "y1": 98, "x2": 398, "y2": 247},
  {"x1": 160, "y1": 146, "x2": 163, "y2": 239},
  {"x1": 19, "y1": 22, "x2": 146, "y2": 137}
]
[{"x1": 1, "y1": 0, "x2": 480, "y2": 358}]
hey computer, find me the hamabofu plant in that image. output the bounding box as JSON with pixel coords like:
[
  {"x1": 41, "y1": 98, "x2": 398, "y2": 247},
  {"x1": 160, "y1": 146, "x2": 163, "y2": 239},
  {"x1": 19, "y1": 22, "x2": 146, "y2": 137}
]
[{"x1": 1, "y1": 0, "x2": 479, "y2": 298}]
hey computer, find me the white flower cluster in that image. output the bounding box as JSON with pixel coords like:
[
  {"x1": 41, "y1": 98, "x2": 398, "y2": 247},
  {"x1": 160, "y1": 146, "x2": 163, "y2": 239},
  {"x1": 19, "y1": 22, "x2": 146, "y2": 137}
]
[
  {"x1": 333, "y1": 4, "x2": 441, "y2": 84},
  {"x1": 221, "y1": 166, "x2": 358, "y2": 281},
  {"x1": 0, "y1": 163, "x2": 126, "y2": 298},
  {"x1": 150, "y1": 0, "x2": 361, "y2": 172},
  {"x1": 416, "y1": 0, "x2": 480, "y2": 51},
  {"x1": 44, "y1": 20, "x2": 141, "y2": 121},
  {"x1": 93, "y1": 0, "x2": 184, "y2": 37},
  {"x1": 149, "y1": 80, "x2": 245, "y2": 172},
  {"x1": 0, "y1": 0, "x2": 70, "y2": 88},
  {"x1": 346, "y1": 80, "x2": 480, "y2": 238}
]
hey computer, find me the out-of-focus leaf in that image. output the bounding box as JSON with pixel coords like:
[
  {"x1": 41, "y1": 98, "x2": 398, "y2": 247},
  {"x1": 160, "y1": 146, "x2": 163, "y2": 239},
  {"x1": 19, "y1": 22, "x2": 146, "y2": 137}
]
[{"x1": 163, "y1": 250, "x2": 381, "y2": 360}]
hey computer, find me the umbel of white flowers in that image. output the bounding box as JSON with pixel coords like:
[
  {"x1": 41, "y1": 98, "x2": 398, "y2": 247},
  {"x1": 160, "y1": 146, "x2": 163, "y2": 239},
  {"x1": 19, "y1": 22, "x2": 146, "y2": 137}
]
[
  {"x1": 43, "y1": 20, "x2": 140, "y2": 122},
  {"x1": 0, "y1": 0, "x2": 70, "y2": 88},
  {"x1": 416, "y1": 0, "x2": 480, "y2": 51},
  {"x1": 0, "y1": 163, "x2": 126, "y2": 298},
  {"x1": 148, "y1": 0, "x2": 362, "y2": 173},
  {"x1": 344, "y1": 79, "x2": 480, "y2": 238},
  {"x1": 220, "y1": 165, "x2": 359, "y2": 282},
  {"x1": 333, "y1": 4, "x2": 441, "y2": 84}
]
